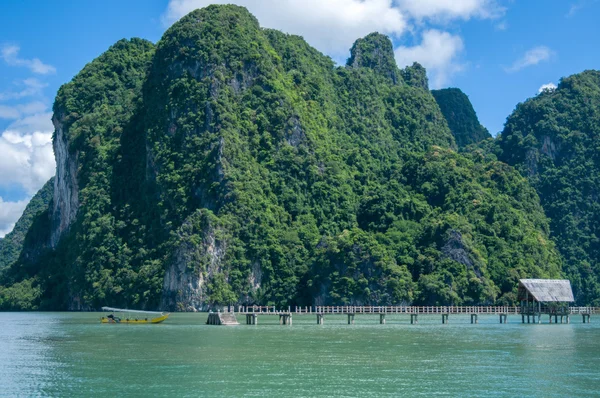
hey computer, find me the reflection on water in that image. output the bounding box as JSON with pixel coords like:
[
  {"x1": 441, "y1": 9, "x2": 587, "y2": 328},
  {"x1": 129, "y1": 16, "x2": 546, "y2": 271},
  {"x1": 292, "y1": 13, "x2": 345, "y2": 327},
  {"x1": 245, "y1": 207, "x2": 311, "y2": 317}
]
[{"x1": 0, "y1": 313, "x2": 599, "y2": 397}]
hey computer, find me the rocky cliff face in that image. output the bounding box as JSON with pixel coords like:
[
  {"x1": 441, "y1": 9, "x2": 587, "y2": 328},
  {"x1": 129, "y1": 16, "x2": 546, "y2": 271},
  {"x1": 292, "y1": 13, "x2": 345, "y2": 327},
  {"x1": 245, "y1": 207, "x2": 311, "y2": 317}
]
[
  {"x1": 50, "y1": 116, "x2": 79, "y2": 248},
  {"x1": 162, "y1": 210, "x2": 228, "y2": 311}
]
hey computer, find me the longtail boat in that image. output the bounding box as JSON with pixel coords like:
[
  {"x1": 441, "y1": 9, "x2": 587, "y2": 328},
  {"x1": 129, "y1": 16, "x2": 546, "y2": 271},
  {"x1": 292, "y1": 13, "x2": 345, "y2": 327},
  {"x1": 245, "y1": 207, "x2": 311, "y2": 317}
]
[{"x1": 100, "y1": 307, "x2": 169, "y2": 324}]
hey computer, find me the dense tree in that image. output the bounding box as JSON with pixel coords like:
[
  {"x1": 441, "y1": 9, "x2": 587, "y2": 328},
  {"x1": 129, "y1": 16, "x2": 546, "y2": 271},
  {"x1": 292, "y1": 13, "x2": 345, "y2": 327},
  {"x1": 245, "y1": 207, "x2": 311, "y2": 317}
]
[
  {"x1": 0, "y1": 178, "x2": 53, "y2": 272},
  {"x1": 432, "y1": 88, "x2": 491, "y2": 148},
  {"x1": 0, "y1": 5, "x2": 565, "y2": 310},
  {"x1": 497, "y1": 70, "x2": 600, "y2": 304}
]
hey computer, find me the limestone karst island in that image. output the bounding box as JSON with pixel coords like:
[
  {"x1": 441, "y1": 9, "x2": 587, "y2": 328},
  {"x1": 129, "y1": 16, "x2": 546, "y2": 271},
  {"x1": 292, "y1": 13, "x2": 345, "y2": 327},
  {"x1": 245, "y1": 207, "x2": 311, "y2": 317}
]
[{"x1": 1, "y1": 2, "x2": 599, "y2": 396}]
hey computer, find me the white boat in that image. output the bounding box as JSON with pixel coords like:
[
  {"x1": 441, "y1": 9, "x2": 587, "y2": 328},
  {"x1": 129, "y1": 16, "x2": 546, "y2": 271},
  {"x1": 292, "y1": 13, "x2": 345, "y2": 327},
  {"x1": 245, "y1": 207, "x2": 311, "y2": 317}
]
[{"x1": 100, "y1": 307, "x2": 169, "y2": 324}]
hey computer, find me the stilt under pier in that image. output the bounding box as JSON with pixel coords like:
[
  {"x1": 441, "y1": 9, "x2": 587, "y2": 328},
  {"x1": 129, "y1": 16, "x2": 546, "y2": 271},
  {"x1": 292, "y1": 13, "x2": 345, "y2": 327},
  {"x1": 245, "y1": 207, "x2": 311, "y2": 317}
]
[
  {"x1": 471, "y1": 314, "x2": 478, "y2": 324},
  {"x1": 245, "y1": 314, "x2": 258, "y2": 325},
  {"x1": 582, "y1": 314, "x2": 591, "y2": 323},
  {"x1": 347, "y1": 313, "x2": 355, "y2": 325},
  {"x1": 410, "y1": 314, "x2": 418, "y2": 324},
  {"x1": 380, "y1": 314, "x2": 386, "y2": 324},
  {"x1": 316, "y1": 314, "x2": 324, "y2": 325},
  {"x1": 442, "y1": 314, "x2": 449, "y2": 324},
  {"x1": 279, "y1": 314, "x2": 292, "y2": 325},
  {"x1": 499, "y1": 314, "x2": 507, "y2": 324}
]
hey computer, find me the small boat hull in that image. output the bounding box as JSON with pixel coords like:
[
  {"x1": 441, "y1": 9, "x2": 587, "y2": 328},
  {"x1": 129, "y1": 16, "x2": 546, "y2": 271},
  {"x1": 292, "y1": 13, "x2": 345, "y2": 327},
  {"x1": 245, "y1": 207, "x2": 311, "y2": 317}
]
[{"x1": 101, "y1": 313, "x2": 169, "y2": 324}]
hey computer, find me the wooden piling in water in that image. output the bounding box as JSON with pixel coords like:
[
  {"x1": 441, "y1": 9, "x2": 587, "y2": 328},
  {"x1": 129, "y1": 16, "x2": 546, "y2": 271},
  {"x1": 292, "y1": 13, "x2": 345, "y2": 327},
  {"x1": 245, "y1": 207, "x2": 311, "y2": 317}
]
[
  {"x1": 347, "y1": 314, "x2": 355, "y2": 325},
  {"x1": 582, "y1": 314, "x2": 590, "y2": 323}
]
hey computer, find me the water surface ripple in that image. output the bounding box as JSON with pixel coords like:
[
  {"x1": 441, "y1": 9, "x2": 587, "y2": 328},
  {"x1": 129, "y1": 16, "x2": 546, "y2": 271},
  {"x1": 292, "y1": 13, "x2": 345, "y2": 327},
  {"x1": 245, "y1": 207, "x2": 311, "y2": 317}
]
[{"x1": 1, "y1": 312, "x2": 598, "y2": 397}]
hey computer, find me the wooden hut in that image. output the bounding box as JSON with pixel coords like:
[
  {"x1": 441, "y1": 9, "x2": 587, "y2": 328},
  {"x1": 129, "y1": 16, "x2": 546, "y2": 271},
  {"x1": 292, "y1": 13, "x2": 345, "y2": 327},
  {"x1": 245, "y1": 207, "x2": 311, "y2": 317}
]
[{"x1": 518, "y1": 279, "x2": 574, "y2": 323}]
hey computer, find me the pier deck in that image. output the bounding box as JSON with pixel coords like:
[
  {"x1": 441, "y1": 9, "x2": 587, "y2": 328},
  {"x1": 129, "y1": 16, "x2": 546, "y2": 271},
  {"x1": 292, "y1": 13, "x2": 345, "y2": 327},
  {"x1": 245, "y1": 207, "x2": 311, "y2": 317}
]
[{"x1": 214, "y1": 305, "x2": 600, "y2": 325}]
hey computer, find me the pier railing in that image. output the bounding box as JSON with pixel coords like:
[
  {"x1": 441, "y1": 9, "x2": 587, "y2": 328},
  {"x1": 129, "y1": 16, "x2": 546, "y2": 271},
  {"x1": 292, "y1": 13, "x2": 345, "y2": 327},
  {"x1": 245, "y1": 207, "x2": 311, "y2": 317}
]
[{"x1": 235, "y1": 305, "x2": 600, "y2": 315}]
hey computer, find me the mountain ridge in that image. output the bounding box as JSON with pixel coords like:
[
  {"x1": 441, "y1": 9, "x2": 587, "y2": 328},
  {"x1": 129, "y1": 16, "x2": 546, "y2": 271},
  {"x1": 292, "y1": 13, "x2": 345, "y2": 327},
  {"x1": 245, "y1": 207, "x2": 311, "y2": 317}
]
[{"x1": 0, "y1": 5, "x2": 570, "y2": 310}]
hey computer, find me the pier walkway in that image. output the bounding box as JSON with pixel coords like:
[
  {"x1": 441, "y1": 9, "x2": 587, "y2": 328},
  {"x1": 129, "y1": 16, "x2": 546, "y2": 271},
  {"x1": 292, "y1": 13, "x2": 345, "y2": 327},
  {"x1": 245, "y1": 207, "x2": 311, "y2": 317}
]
[{"x1": 227, "y1": 305, "x2": 599, "y2": 325}]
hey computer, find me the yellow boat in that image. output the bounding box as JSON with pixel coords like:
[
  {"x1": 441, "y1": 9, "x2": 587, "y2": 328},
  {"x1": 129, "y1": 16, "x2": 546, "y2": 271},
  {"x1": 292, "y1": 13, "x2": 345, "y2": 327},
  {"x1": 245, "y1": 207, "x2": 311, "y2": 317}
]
[{"x1": 100, "y1": 307, "x2": 170, "y2": 324}]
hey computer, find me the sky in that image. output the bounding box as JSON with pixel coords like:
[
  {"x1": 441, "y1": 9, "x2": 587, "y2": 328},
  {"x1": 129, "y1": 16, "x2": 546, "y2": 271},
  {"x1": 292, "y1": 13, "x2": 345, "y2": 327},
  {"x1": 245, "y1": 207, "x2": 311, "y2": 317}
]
[{"x1": 0, "y1": 0, "x2": 598, "y2": 237}]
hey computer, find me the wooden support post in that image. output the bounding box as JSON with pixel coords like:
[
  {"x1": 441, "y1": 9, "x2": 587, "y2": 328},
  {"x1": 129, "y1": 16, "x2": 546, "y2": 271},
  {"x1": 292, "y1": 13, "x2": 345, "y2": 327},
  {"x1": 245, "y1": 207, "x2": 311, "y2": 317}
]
[
  {"x1": 566, "y1": 315, "x2": 570, "y2": 324},
  {"x1": 499, "y1": 314, "x2": 507, "y2": 324},
  {"x1": 280, "y1": 314, "x2": 291, "y2": 325},
  {"x1": 522, "y1": 314, "x2": 525, "y2": 324},
  {"x1": 348, "y1": 314, "x2": 355, "y2": 325},
  {"x1": 582, "y1": 314, "x2": 590, "y2": 323},
  {"x1": 410, "y1": 314, "x2": 418, "y2": 324},
  {"x1": 471, "y1": 314, "x2": 478, "y2": 324},
  {"x1": 380, "y1": 314, "x2": 386, "y2": 324},
  {"x1": 442, "y1": 314, "x2": 449, "y2": 324},
  {"x1": 317, "y1": 314, "x2": 324, "y2": 325}
]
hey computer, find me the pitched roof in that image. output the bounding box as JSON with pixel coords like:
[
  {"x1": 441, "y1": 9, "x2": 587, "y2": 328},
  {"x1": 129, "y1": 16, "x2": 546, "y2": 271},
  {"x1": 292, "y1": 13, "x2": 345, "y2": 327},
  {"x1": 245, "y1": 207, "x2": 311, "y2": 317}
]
[{"x1": 518, "y1": 279, "x2": 574, "y2": 302}]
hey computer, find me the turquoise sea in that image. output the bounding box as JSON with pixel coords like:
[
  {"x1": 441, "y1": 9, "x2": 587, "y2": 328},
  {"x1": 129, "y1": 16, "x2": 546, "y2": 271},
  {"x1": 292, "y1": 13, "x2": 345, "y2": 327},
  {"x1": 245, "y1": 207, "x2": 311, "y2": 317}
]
[{"x1": 1, "y1": 312, "x2": 599, "y2": 397}]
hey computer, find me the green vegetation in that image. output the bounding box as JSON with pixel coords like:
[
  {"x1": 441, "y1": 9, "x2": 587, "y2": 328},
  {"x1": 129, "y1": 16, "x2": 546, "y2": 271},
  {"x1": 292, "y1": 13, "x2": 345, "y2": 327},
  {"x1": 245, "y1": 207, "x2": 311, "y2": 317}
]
[
  {"x1": 432, "y1": 88, "x2": 491, "y2": 148},
  {"x1": 497, "y1": 70, "x2": 600, "y2": 305},
  {"x1": 0, "y1": 5, "x2": 567, "y2": 310},
  {"x1": 0, "y1": 178, "x2": 53, "y2": 272}
]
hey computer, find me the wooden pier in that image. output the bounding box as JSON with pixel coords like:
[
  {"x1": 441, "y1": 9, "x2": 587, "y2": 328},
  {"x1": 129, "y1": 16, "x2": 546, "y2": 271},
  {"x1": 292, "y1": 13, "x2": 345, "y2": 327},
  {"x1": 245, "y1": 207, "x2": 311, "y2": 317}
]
[
  {"x1": 207, "y1": 279, "x2": 597, "y2": 326},
  {"x1": 209, "y1": 305, "x2": 599, "y2": 326}
]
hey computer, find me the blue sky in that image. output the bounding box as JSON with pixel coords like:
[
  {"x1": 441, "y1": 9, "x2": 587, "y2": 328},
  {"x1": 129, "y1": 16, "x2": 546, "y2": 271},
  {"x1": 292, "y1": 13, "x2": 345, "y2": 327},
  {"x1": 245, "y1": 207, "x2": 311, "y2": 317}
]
[{"x1": 0, "y1": 0, "x2": 598, "y2": 236}]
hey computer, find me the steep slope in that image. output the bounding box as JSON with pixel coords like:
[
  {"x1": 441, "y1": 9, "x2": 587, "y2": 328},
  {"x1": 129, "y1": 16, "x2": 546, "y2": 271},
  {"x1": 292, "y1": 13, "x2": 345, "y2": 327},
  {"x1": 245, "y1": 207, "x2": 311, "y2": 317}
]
[
  {"x1": 1, "y1": 5, "x2": 562, "y2": 310},
  {"x1": 432, "y1": 88, "x2": 491, "y2": 148},
  {"x1": 497, "y1": 70, "x2": 600, "y2": 304},
  {"x1": 0, "y1": 178, "x2": 54, "y2": 272}
]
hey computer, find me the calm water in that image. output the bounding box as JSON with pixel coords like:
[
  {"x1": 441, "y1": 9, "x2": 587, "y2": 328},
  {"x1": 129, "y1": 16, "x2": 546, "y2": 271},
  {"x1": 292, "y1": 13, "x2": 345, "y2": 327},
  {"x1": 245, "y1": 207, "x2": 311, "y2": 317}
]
[{"x1": 1, "y1": 312, "x2": 599, "y2": 397}]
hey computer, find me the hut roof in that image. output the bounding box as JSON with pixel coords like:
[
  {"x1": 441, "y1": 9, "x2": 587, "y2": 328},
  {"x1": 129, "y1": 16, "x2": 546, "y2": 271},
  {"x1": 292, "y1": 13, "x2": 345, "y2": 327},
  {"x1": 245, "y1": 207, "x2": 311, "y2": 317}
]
[{"x1": 518, "y1": 279, "x2": 574, "y2": 302}]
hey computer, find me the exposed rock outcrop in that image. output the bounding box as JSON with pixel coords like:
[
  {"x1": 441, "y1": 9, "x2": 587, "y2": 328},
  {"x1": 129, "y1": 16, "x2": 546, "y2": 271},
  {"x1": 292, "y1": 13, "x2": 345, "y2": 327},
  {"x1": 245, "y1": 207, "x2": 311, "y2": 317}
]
[
  {"x1": 161, "y1": 210, "x2": 227, "y2": 311},
  {"x1": 50, "y1": 116, "x2": 79, "y2": 248},
  {"x1": 347, "y1": 32, "x2": 400, "y2": 84}
]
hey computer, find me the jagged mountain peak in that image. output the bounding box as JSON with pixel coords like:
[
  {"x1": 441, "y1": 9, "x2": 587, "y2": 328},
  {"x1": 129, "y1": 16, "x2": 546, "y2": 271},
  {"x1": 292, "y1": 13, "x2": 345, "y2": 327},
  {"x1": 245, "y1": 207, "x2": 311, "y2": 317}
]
[{"x1": 347, "y1": 32, "x2": 400, "y2": 84}]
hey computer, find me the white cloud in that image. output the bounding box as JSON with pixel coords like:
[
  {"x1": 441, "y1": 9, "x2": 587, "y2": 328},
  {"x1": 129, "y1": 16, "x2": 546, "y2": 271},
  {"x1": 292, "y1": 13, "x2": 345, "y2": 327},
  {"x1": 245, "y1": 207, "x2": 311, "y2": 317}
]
[
  {"x1": 163, "y1": 0, "x2": 408, "y2": 58},
  {"x1": 0, "y1": 105, "x2": 21, "y2": 119},
  {"x1": 395, "y1": 29, "x2": 464, "y2": 88},
  {"x1": 395, "y1": 0, "x2": 505, "y2": 21},
  {"x1": 495, "y1": 21, "x2": 508, "y2": 31},
  {"x1": 538, "y1": 82, "x2": 557, "y2": 93},
  {"x1": 0, "y1": 112, "x2": 55, "y2": 196},
  {"x1": 505, "y1": 46, "x2": 554, "y2": 73},
  {"x1": 0, "y1": 197, "x2": 29, "y2": 238},
  {"x1": 566, "y1": 0, "x2": 598, "y2": 17},
  {"x1": 0, "y1": 101, "x2": 49, "y2": 120},
  {"x1": 0, "y1": 78, "x2": 48, "y2": 101},
  {"x1": 1, "y1": 45, "x2": 56, "y2": 75}
]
